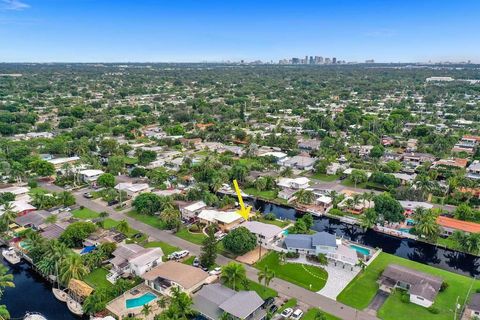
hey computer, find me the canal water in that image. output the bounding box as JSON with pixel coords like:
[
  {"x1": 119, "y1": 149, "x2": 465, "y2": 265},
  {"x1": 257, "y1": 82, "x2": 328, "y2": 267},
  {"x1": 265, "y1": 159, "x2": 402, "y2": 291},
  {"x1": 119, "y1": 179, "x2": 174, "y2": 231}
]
[
  {"x1": 253, "y1": 199, "x2": 480, "y2": 278},
  {"x1": 0, "y1": 259, "x2": 83, "y2": 320}
]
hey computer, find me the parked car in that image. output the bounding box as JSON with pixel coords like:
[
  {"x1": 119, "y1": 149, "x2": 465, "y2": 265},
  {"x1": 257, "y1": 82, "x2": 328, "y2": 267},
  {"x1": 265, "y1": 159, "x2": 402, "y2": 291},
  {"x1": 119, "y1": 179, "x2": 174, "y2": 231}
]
[
  {"x1": 291, "y1": 309, "x2": 303, "y2": 320},
  {"x1": 83, "y1": 192, "x2": 93, "y2": 199},
  {"x1": 263, "y1": 297, "x2": 275, "y2": 308},
  {"x1": 193, "y1": 257, "x2": 200, "y2": 267},
  {"x1": 168, "y1": 250, "x2": 190, "y2": 260},
  {"x1": 208, "y1": 267, "x2": 222, "y2": 276},
  {"x1": 214, "y1": 231, "x2": 226, "y2": 240},
  {"x1": 108, "y1": 199, "x2": 119, "y2": 206},
  {"x1": 269, "y1": 305, "x2": 278, "y2": 314},
  {"x1": 280, "y1": 308, "x2": 293, "y2": 318}
]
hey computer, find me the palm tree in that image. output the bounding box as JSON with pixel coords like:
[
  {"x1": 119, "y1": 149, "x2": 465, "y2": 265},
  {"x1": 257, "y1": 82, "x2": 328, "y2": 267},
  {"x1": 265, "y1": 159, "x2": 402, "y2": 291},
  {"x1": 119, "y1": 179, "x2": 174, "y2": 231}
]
[
  {"x1": 326, "y1": 190, "x2": 340, "y2": 209},
  {"x1": 412, "y1": 208, "x2": 440, "y2": 241},
  {"x1": 141, "y1": 304, "x2": 152, "y2": 317},
  {"x1": 294, "y1": 189, "x2": 315, "y2": 205},
  {"x1": 280, "y1": 167, "x2": 293, "y2": 178},
  {"x1": 1, "y1": 203, "x2": 16, "y2": 231},
  {"x1": 257, "y1": 266, "x2": 275, "y2": 286},
  {"x1": 221, "y1": 262, "x2": 246, "y2": 291},
  {"x1": 116, "y1": 219, "x2": 130, "y2": 235},
  {"x1": 0, "y1": 265, "x2": 14, "y2": 299},
  {"x1": 316, "y1": 253, "x2": 328, "y2": 267},
  {"x1": 60, "y1": 254, "x2": 89, "y2": 285},
  {"x1": 355, "y1": 260, "x2": 367, "y2": 271},
  {"x1": 169, "y1": 286, "x2": 194, "y2": 318},
  {"x1": 415, "y1": 175, "x2": 434, "y2": 200},
  {"x1": 157, "y1": 296, "x2": 169, "y2": 309},
  {"x1": 0, "y1": 305, "x2": 10, "y2": 320}
]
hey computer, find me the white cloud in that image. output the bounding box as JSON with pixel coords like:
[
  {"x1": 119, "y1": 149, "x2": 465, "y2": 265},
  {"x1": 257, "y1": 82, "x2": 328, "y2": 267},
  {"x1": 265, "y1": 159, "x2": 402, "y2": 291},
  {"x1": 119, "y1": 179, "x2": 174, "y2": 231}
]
[{"x1": 1, "y1": 0, "x2": 30, "y2": 11}]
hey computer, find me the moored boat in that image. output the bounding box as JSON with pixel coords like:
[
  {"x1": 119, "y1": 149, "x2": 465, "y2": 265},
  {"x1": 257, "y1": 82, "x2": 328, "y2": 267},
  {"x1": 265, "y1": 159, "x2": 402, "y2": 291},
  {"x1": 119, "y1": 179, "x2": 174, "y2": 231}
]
[
  {"x1": 52, "y1": 287, "x2": 68, "y2": 302},
  {"x1": 66, "y1": 297, "x2": 84, "y2": 316},
  {"x1": 24, "y1": 312, "x2": 48, "y2": 320},
  {"x1": 2, "y1": 247, "x2": 21, "y2": 264}
]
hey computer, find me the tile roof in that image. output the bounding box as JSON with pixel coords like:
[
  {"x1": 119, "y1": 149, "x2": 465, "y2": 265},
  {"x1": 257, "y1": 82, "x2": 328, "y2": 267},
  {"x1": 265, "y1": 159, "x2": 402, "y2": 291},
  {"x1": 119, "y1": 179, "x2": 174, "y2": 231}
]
[{"x1": 437, "y1": 216, "x2": 480, "y2": 233}]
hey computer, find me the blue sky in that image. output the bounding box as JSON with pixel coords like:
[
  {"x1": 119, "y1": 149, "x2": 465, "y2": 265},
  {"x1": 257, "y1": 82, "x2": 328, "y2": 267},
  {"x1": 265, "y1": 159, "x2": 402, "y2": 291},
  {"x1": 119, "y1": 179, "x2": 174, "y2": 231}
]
[{"x1": 0, "y1": 0, "x2": 479, "y2": 63}]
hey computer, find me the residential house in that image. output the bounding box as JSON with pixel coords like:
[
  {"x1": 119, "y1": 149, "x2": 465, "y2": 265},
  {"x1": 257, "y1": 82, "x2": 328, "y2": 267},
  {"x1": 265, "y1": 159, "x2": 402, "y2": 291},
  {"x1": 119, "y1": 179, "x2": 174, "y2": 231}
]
[
  {"x1": 197, "y1": 209, "x2": 243, "y2": 231},
  {"x1": 48, "y1": 156, "x2": 81, "y2": 170},
  {"x1": 114, "y1": 182, "x2": 151, "y2": 199},
  {"x1": 326, "y1": 162, "x2": 348, "y2": 175},
  {"x1": 277, "y1": 188, "x2": 297, "y2": 202},
  {"x1": 402, "y1": 152, "x2": 436, "y2": 168},
  {"x1": 284, "y1": 232, "x2": 358, "y2": 265},
  {"x1": 79, "y1": 169, "x2": 104, "y2": 184},
  {"x1": 193, "y1": 283, "x2": 266, "y2": 320},
  {"x1": 277, "y1": 177, "x2": 310, "y2": 190},
  {"x1": 467, "y1": 160, "x2": 480, "y2": 180},
  {"x1": 433, "y1": 158, "x2": 468, "y2": 170},
  {"x1": 280, "y1": 155, "x2": 316, "y2": 171},
  {"x1": 110, "y1": 243, "x2": 163, "y2": 277},
  {"x1": 180, "y1": 201, "x2": 207, "y2": 220},
  {"x1": 298, "y1": 139, "x2": 321, "y2": 151},
  {"x1": 239, "y1": 221, "x2": 283, "y2": 246},
  {"x1": 143, "y1": 261, "x2": 209, "y2": 296},
  {"x1": 379, "y1": 264, "x2": 443, "y2": 308},
  {"x1": 437, "y1": 216, "x2": 480, "y2": 236}
]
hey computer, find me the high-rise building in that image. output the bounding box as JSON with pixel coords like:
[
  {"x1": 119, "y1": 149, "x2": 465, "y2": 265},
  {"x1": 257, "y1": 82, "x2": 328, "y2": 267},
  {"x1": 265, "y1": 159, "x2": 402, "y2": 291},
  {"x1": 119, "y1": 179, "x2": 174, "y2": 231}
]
[
  {"x1": 305, "y1": 56, "x2": 309, "y2": 64},
  {"x1": 324, "y1": 57, "x2": 331, "y2": 64},
  {"x1": 332, "y1": 57, "x2": 337, "y2": 64},
  {"x1": 315, "y1": 56, "x2": 323, "y2": 64},
  {"x1": 292, "y1": 57, "x2": 300, "y2": 64},
  {"x1": 309, "y1": 56, "x2": 314, "y2": 64}
]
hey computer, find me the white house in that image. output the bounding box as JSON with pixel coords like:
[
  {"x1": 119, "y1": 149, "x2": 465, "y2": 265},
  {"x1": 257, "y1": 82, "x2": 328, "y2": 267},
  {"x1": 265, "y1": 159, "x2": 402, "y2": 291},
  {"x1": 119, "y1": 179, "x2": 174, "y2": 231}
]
[
  {"x1": 79, "y1": 169, "x2": 104, "y2": 183},
  {"x1": 239, "y1": 221, "x2": 283, "y2": 246},
  {"x1": 180, "y1": 201, "x2": 207, "y2": 219},
  {"x1": 114, "y1": 182, "x2": 151, "y2": 199},
  {"x1": 109, "y1": 244, "x2": 163, "y2": 278},
  {"x1": 197, "y1": 209, "x2": 243, "y2": 231},
  {"x1": 277, "y1": 177, "x2": 310, "y2": 190}
]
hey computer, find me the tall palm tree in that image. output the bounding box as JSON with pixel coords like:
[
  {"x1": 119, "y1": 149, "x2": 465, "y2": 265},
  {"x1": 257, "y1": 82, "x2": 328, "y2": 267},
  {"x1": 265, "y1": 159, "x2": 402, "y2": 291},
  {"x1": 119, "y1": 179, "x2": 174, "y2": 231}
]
[
  {"x1": 221, "y1": 262, "x2": 246, "y2": 291},
  {"x1": 326, "y1": 190, "x2": 340, "y2": 209},
  {"x1": 1, "y1": 203, "x2": 16, "y2": 231},
  {"x1": 141, "y1": 304, "x2": 152, "y2": 317},
  {"x1": 412, "y1": 208, "x2": 439, "y2": 241},
  {"x1": 257, "y1": 266, "x2": 275, "y2": 286},
  {"x1": 294, "y1": 189, "x2": 315, "y2": 205},
  {"x1": 169, "y1": 286, "x2": 194, "y2": 319},
  {"x1": 316, "y1": 253, "x2": 328, "y2": 267},
  {"x1": 116, "y1": 219, "x2": 130, "y2": 235},
  {"x1": 0, "y1": 305, "x2": 10, "y2": 320},
  {"x1": 0, "y1": 265, "x2": 14, "y2": 299},
  {"x1": 60, "y1": 254, "x2": 89, "y2": 285}
]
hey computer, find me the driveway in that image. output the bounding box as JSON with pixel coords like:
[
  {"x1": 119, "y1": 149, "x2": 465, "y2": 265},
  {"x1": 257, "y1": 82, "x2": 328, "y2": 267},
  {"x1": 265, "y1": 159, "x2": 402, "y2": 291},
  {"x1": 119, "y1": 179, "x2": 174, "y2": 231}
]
[{"x1": 366, "y1": 291, "x2": 389, "y2": 313}]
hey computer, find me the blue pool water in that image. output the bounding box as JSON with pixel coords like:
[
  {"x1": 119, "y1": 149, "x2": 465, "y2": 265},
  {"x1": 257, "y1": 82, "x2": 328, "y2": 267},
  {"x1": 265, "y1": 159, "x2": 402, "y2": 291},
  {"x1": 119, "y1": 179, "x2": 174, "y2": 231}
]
[
  {"x1": 399, "y1": 228, "x2": 412, "y2": 234},
  {"x1": 126, "y1": 292, "x2": 157, "y2": 309},
  {"x1": 350, "y1": 244, "x2": 370, "y2": 256},
  {"x1": 282, "y1": 230, "x2": 289, "y2": 235}
]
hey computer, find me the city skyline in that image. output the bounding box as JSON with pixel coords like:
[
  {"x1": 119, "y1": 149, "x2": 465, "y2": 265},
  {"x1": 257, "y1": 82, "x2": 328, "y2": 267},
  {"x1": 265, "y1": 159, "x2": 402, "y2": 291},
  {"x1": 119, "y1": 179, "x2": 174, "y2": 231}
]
[{"x1": 0, "y1": 0, "x2": 480, "y2": 63}]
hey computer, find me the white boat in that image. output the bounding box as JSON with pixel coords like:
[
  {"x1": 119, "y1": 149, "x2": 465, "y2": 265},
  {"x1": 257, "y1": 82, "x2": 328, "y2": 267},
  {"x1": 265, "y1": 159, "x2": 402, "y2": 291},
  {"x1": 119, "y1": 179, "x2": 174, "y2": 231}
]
[
  {"x1": 24, "y1": 312, "x2": 47, "y2": 320},
  {"x1": 2, "y1": 247, "x2": 21, "y2": 264},
  {"x1": 52, "y1": 287, "x2": 68, "y2": 302},
  {"x1": 67, "y1": 297, "x2": 84, "y2": 316}
]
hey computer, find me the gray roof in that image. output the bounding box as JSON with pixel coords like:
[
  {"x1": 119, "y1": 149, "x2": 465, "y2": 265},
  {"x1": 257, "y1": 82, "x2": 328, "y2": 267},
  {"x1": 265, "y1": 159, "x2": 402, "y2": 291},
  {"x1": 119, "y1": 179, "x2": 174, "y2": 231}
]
[
  {"x1": 193, "y1": 284, "x2": 264, "y2": 320},
  {"x1": 40, "y1": 223, "x2": 68, "y2": 240},
  {"x1": 381, "y1": 264, "x2": 442, "y2": 300},
  {"x1": 219, "y1": 291, "x2": 264, "y2": 319},
  {"x1": 240, "y1": 221, "x2": 282, "y2": 239},
  {"x1": 284, "y1": 232, "x2": 337, "y2": 250},
  {"x1": 15, "y1": 211, "x2": 48, "y2": 228}
]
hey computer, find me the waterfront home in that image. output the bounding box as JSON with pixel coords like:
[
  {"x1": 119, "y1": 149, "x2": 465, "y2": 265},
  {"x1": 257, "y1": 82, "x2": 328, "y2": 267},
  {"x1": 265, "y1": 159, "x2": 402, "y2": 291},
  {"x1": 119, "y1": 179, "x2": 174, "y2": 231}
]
[
  {"x1": 110, "y1": 243, "x2": 163, "y2": 277},
  {"x1": 15, "y1": 210, "x2": 52, "y2": 229},
  {"x1": 193, "y1": 283, "x2": 266, "y2": 320},
  {"x1": 106, "y1": 284, "x2": 159, "y2": 320},
  {"x1": 436, "y1": 216, "x2": 480, "y2": 236},
  {"x1": 0, "y1": 199, "x2": 36, "y2": 216},
  {"x1": 284, "y1": 232, "x2": 358, "y2": 266},
  {"x1": 465, "y1": 293, "x2": 480, "y2": 319},
  {"x1": 198, "y1": 209, "x2": 243, "y2": 231},
  {"x1": 467, "y1": 160, "x2": 480, "y2": 180},
  {"x1": 239, "y1": 221, "x2": 283, "y2": 246},
  {"x1": 79, "y1": 169, "x2": 104, "y2": 184},
  {"x1": 114, "y1": 182, "x2": 151, "y2": 199},
  {"x1": 399, "y1": 201, "x2": 433, "y2": 213},
  {"x1": 379, "y1": 264, "x2": 443, "y2": 308},
  {"x1": 278, "y1": 188, "x2": 297, "y2": 202},
  {"x1": 142, "y1": 261, "x2": 209, "y2": 296},
  {"x1": 180, "y1": 201, "x2": 207, "y2": 220},
  {"x1": 40, "y1": 222, "x2": 69, "y2": 240}
]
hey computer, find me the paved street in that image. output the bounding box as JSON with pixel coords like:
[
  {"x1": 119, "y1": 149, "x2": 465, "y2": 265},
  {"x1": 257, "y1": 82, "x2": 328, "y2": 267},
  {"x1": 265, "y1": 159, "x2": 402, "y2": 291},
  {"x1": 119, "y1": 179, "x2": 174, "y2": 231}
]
[{"x1": 41, "y1": 183, "x2": 379, "y2": 320}]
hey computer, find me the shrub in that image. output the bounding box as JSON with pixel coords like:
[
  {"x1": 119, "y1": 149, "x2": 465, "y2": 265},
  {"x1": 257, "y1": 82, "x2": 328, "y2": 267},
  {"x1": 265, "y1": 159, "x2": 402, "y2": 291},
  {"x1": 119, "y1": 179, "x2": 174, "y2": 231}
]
[
  {"x1": 28, "y1": 179, "x2": 38, "y2": 188},
  {"x1": 400, "y1": 292, "x2": 410, "y2": 303},
  {"x1": 440, "y1": 282, "x2": 448, "y2": 292},
  {"x1": 264, "y1": 213, "x2": 276, "y2": 221},
  {"x1": 329, "y1": 208, "x2": 344, "y2": 216},
  {"x1": 189, "y1": 224, "x2": 200, "y2": 232},
  {"x1": 286, "y1": 252, "x2": 300, "y2": 259},
  {"x1": 223, "y1": 227, "x2": 257, "y2": 255},
  {"x1": 427, "y1": 306, "x2": 439, "y2": 314}
]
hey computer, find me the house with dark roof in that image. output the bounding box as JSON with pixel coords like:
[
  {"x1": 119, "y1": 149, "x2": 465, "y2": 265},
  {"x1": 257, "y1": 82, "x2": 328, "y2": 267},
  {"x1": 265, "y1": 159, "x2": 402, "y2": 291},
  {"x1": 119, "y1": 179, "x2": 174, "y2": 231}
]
[
  {"x1": 379, "y1": 264, "x2": 443, "y2": 308},
  {"x1": 193, "y1": 283, "x2": 266, "y2": 320}
]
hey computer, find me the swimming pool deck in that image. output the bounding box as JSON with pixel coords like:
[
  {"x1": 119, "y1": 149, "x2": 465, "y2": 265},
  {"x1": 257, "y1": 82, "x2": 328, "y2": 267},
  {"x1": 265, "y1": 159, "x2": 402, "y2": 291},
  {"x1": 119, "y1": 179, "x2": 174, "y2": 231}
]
[{"x1": 106, "y1": 284, "x2": 161, "y2": 320}]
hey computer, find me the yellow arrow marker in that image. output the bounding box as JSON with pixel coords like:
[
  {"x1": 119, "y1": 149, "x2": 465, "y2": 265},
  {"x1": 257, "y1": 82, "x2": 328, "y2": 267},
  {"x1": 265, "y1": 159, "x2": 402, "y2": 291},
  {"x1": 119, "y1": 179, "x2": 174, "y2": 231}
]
[{"x1": 233, "y1": 179, "x2": 251, "y2": 220}]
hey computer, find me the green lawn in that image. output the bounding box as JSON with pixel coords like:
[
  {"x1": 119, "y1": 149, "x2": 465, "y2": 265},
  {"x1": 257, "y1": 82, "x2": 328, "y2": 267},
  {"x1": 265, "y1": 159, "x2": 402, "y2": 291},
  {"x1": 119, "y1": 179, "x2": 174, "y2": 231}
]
[
  {"x1": 175, "y1": 228, "x2": 206, "y2": 245},
  {"x1": 224, "y1": 278, "x2": 277, "y2": 300},
  {"x1": 84, "y1": 268, "x2": 113, "y2": 290},
  {"x1": 255, "y1": 252, "x2": 328, "y2": 291},
  {"x1": 102, "y1": 218, "x2": 142, "y2": 239},
  {"x1": 245, "y1": 187, "x2": 278, "y2": 200},
  {"x1": 310, "y1": 173, "x2": 339, "y2": 182},
  {"x1": 340, "y1": 178, "x2": 368, "y2": 189},
  {"x1": 303, "y1": 308, "x2": 341, "y2": 320},
  {"x1": 337, "y1": 252, "x2": 480, "y2": 320},
  {"x1": 256, "y1": 217, "x2": 290, "y2": 228},
  {"x1": 72, "y1": 207, "x2": 100, "y2": 220},
  {"x1": 144, "y1": 241, "x2": 180, "y2": 256},
  {"x1": 127, "y1": 210, "x2": 166, "y2": 229},
  {"x1": 29, "y1": 187, "x2": 49, "y2": 195},
  {"x1": 182, "y1": 255, "x2": 196, "y2": 265},
  {"x1": 123, "y1": 157, "x2": 138, "y2": 165}
]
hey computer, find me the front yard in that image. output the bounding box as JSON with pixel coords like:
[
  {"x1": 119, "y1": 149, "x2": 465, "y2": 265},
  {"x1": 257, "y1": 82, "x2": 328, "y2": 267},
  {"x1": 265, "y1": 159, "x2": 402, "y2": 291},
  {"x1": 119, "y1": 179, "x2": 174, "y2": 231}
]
[
  {"x1": 84, "y1": 268, "x2": 113, "y2": 290},
  {"x1": 255, "y1": 251, "x2": 328, "y2": 291},
  {"x1": 175, "y1": 227, "x2": 207, "y2": 245},
  {"x1": 303, "y1": 308, "x2": 341, "y2": 320},
  {"x1": 72, "y1": 207, "x2": 100, "y2": 219},
  {"x1": 127, "y1": 210, "x2": 166, "y2": 229},
  {"x1": 144, "y1": 241, "x2": 180, "y2": 256},
  {"x1": 336, "y1": 252, "x2": 480, "y2": 320}
]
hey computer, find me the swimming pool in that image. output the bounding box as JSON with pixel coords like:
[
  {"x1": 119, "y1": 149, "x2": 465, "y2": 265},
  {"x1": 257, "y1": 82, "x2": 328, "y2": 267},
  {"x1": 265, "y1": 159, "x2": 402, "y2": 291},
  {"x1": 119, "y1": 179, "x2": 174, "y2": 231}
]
[
  {"x1": 349, "y1": 244, "x2": 370, "y2": 256},
  {"x1": 125, "y1": 292, "x2": 157, "y2": 309},
  {"x1": 282, "y1": 230, "x2": 289, "y2": 235},
  {"x1": 399, "y1": 228, "x2": 412, "y2": 234}
]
